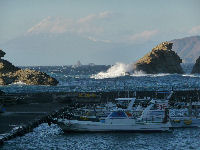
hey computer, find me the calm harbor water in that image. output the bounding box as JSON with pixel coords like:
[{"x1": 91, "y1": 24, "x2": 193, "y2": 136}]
[{"x1": 2, "y1": 123, "x2": 200, "y2": 150}]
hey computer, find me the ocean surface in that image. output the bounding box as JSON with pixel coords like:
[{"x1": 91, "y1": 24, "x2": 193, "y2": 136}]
[
  {"x1": 2, "y1": 123, "x2": 200, "y2": 150},
  {"x1": 0, "y1": 63, "x2": 200, "y2": 93},
  {"x1": 1, "y1": 64, "x2": 200, "y2": 149}
]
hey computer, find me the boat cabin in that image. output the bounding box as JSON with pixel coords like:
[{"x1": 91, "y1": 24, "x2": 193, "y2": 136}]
[{"x1": 105, "y1": 110, "x2": 136, "y2": 124}]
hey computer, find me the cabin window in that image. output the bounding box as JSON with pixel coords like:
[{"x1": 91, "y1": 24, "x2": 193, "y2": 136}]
[{"x1": 110, "y1": 111, "x2": 127, "y2": 118}]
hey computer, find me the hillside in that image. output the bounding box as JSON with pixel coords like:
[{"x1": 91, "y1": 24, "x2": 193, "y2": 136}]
[
  {"x1": 171, "y1": 36, "x2": 200, "y2": 63},
  {"x1": 1, "y1": 34, "x2": 200, "y2": 65}
]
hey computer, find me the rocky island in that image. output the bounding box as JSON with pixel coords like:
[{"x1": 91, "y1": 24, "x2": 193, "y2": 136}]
[
  {"x1": 191, "y1": 56, "x2": 200, "y2": 74},
  {"x1": 134, "y1": 42, "x2": 184, "y2": 74},
  {"x1": 0, "y1": 49, "x2": 58, "y2": 85}
]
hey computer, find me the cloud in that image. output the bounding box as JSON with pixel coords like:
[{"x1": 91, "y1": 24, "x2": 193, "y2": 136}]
[
  {"x1": 77, "y1": 11, "x2": 113, "y2": 23},
  {"x1": 27, "y1": 16, "x2": 74, "y2": 34},
  {"x1": 87, "y1": 36, "x2": 111, "y2": 43},
  {"x1": 129, "y1": 30, "x2": 158, "y2": 42},
  {"x1": 27, "y1": 11, "x2": 113, "y2": 35},
  {"x1": 99, "y1": 11, "x2": 113, "y2": 19},
  {"x1": 77, "y1": 14, "x2": 97, "y2": 24},
  {"x1": 188, "y1": 25, "x2": 200, "y2": 34}
]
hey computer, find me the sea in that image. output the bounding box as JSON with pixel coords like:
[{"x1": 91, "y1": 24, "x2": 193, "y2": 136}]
[
  {"x1": 1, "y1": 63, "x2": 200, "y2": 149},
  {"x1": 2, "y1": 123, "x2": 200, "y2": 150},
  {"x1": 0, "y1": 63, "x2": 200, "y2": 93}
]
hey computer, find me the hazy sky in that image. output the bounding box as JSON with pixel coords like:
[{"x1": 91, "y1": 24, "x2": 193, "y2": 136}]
[{"x1": 0, "y1": 0, "x2": 200, "y2": 65}]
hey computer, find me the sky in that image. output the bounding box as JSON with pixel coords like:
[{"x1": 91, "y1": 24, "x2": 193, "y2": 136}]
[{"x1": 0, "y1": 0, "x2": 200, "y2": 66}]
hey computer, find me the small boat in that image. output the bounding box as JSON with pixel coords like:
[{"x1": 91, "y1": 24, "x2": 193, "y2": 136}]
[
  {"x1": 147, "y1": 91, "x2": 200, "y2": 128},
  {"x1": 57, "y1": 113, "x2": 171, "y2": 132},
  {"x1": 57, "y1": 100, "x2": 171, "y2": 132},
  {"x1": 169, "y1": 108, "x2": 200, "y2": 128}
]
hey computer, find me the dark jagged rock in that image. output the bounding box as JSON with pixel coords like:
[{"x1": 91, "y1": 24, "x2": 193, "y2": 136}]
[
  {"x1": 191, "y1": 56, "x2": 200, "y2": 74},
  {"x1": 0, "y1": 59, "x2": 20, "y2": 73},
  {"x1": 134, "y1": 42, "x2": 184, "y2": 74},
  {"x1": 0, "y1": 49, "x2": 6, "y2": 58},
  {"x1": 0, "y1": 49, "x2": 58, "y2": 85}
]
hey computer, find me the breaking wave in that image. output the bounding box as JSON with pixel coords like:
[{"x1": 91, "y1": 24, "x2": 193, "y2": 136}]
[
  {"x1": 91, "y1": 62, "x2": 146, "y2": 79},
  {"x1": 90, "y1": 62, "x2": 186, "y2": 79}
]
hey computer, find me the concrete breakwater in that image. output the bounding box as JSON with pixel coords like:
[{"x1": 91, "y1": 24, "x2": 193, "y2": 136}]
[
  {"x1": 0, "y1": 103, "x2": 74, "y2": 146},
  {"x1": 4, "y1": 89, "x2": 200, "y2": 104},
  {"x1": 1, "y1": 89, "x2": 200, "y2": 104}
]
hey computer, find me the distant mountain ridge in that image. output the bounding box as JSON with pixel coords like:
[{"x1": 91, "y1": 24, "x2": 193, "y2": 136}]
[
  {"x1": 0, "y1": 33, "x2": 199, "y2": 65},
  {"x1": 0, "y1": 33, "x2": 155, "y2": 65},
  {"x1": 171, "y1": 36, "x2": 200, "y2": 63}
]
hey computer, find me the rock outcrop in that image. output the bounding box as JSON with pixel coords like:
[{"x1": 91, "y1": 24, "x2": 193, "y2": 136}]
[
  {"x1": 134, "y1": 42, "x2": 184, "y2": 74},
  {"x1": 0, "y1": 50, "x2": 5, "y2": 58},
  {"x1": 191, "y1": 56, "x2": 200, "y2": 74},
  {"x1": 0, "y1": 49, "x2": 58, "y2": 85}
]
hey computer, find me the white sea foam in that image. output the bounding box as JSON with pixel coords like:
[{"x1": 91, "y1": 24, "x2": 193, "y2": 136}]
[
  {"x1": 91, "y1": 62, "x2": 147, "y2": 79},
  {"x1": 182, "y1": 74, "x2": 200, "y2": 78},
  {"x1": 130, "y1": 70, "x2": 146, "y2": 77},
  {"x1": 91, "y1": 62, "x2": 179, "y2": 79},
  {"x1": 149, "y1": 73, "x2": 170, "y2": 77},
  {"x1": 13, "y1": 81, "x2": 27, "y2": 85}
]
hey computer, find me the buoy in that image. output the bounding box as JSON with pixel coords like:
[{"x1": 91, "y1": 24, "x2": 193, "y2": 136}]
[
  {"x1": 173, "y1": 120, "x2": 180, "y2": 123},
  {"x1": 184, "y1": 120, "x2": 192, "y2": 125}
]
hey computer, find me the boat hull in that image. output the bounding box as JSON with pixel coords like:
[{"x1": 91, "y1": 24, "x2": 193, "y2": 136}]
[{"x1": 57, "y1": 120, "x2": 171, "y2": 132}]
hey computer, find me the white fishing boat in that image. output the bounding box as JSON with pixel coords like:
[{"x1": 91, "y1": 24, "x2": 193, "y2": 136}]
[
  {"x1": 57, "y1": 90, "x2": 200, "y2": 131},
  {"x1": 57, "y1": 99, "x2": 171, "y2": 132}
]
